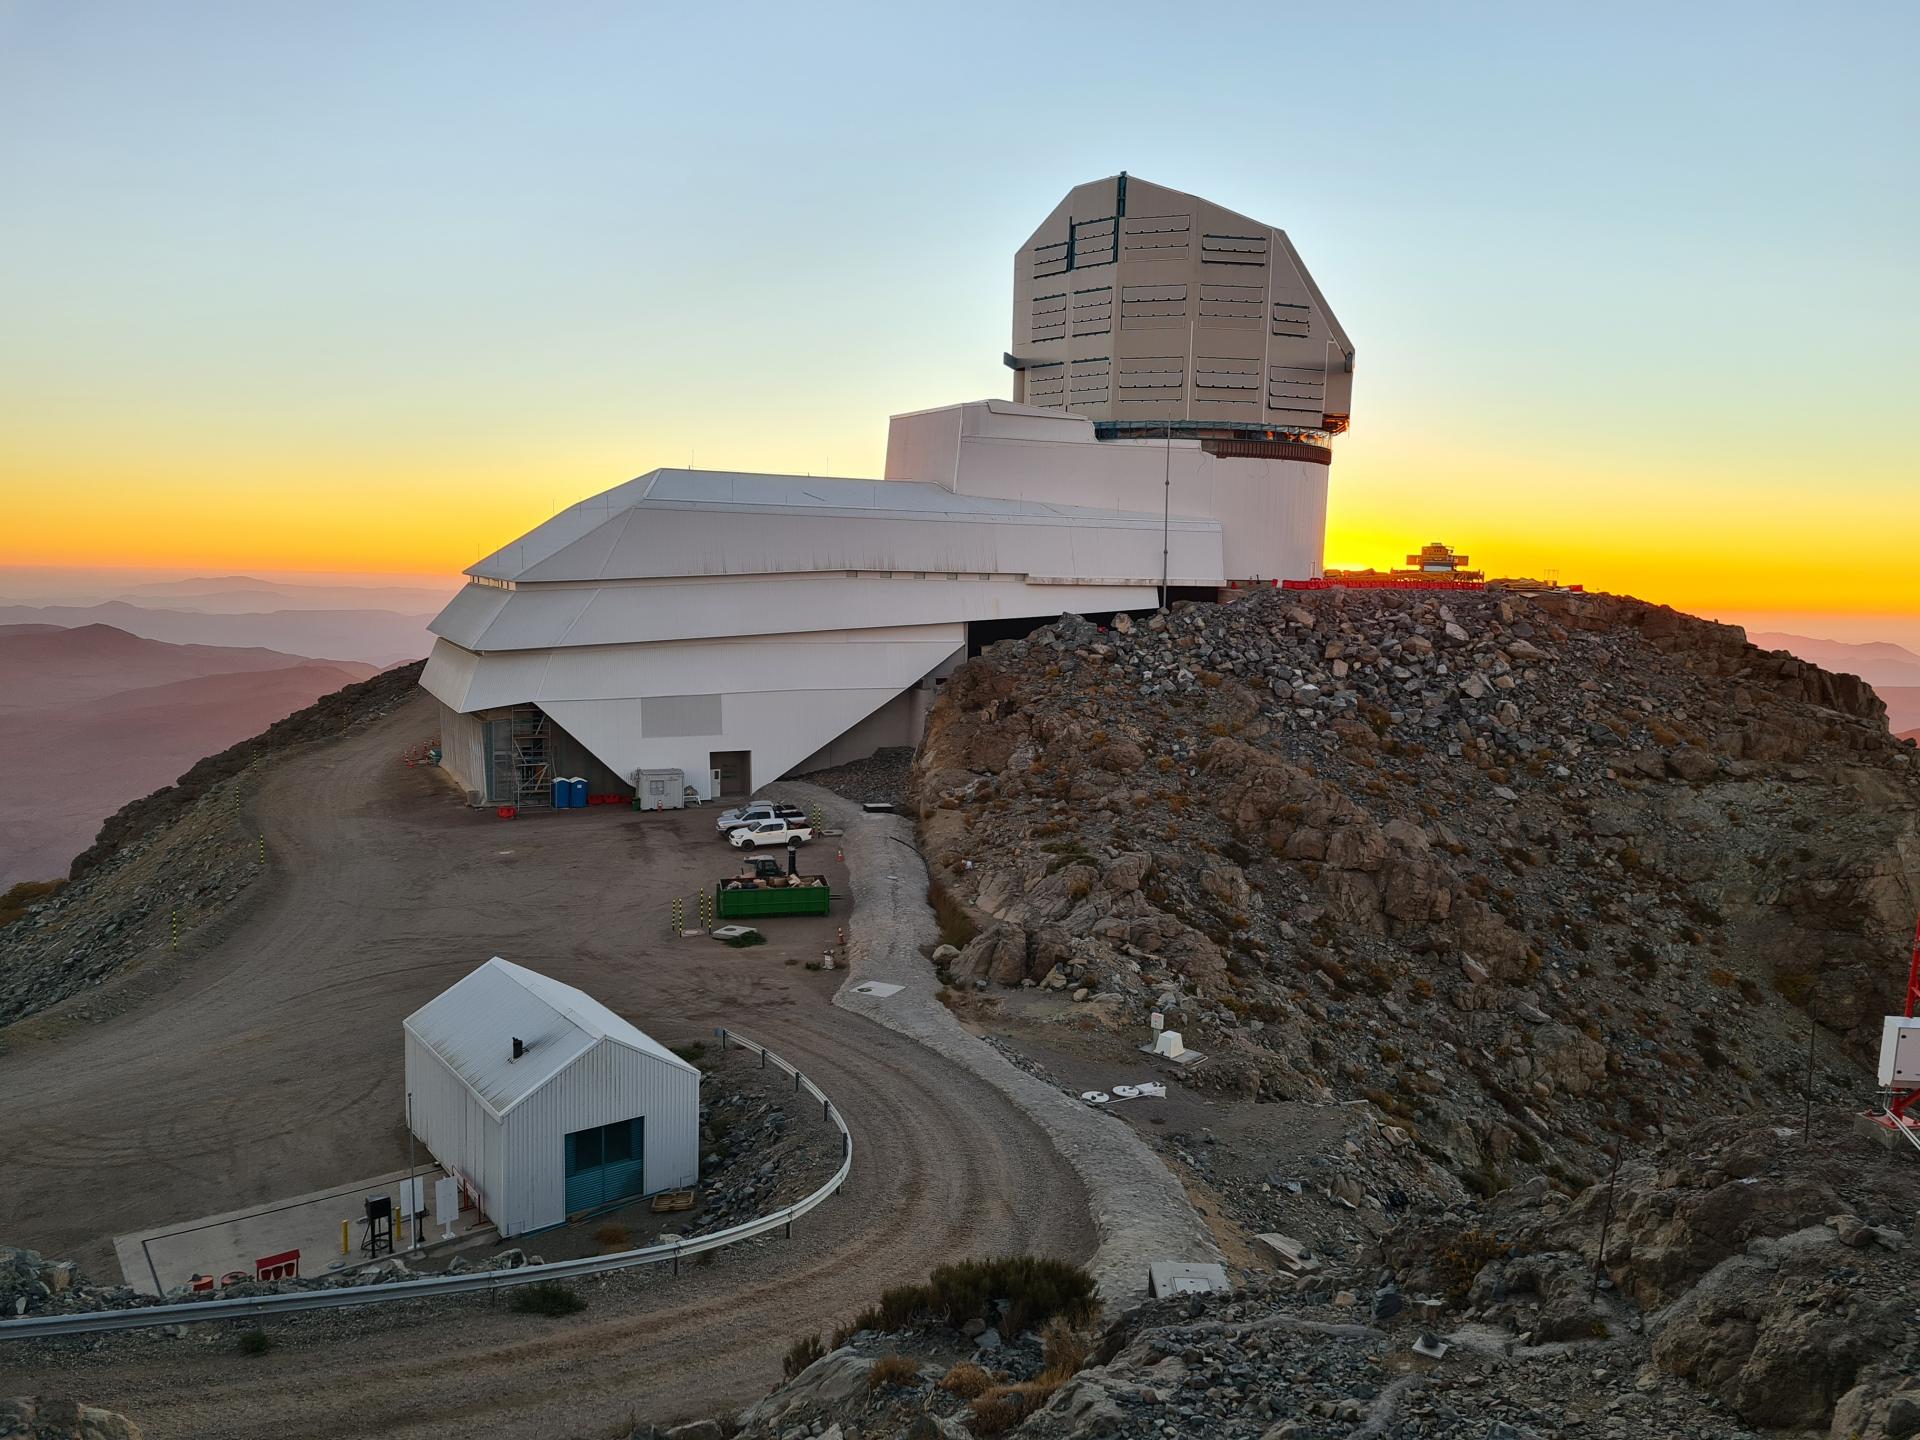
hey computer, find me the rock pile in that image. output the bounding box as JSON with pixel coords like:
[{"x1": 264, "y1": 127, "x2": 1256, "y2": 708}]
[
  {"x1": 678, "y1": 1115, "x2": 1917, "y2": 1438},
  {"x1": 911, "y1": 589, "x2": 1920, "y2": 1198}
]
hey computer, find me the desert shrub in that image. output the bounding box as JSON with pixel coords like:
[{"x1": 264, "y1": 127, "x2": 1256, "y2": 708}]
[
  {"x1": 868, "y1": 1353, "x2": 922, "y2": 1391},
  {"x1": 783, "y1": 1332, "x2": 824, "y2": 1379},
  {"x1": 939, "y1": 1360, "x2": 994, "y2": 1399},
  {"x1": 1773, "y1": 968, "x2": 1814, "y2": 1005},
  {"x1": 968, "y1": 1320, "x2": 1091, "y2": 1434},
  {"x1": 721, "y1": 930, "x2": 766, "y2": 948},
  {"x1": 509, "y1": 1282, "x2": 584, "y2": 1316},
  {"x1": 236, "y1": 1328, "x2": 273, "y2": 1356},
  {"x1": 1433, "y1": 1228, "x2": 1508, "y2": 1302},
  {"x1": 928, "y1": 875, "x2": 978, "y2": 950},
  {"x1": 1040, "y1": 1317, "x2": 1090, "y2": 1375},
  {"x1": 971, "y1": 1390, "x2": 1030, "y2": 1436},
  {"x1": 592, "y1": 1222, "x2": 632, "y2": 1249},
  {"x1": 849, "y1": 1256, "x2": 1098, "y2": 1338}
]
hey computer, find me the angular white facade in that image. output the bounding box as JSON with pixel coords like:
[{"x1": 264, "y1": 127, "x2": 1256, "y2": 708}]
[
  {"x1": 403, "y1": 958, "x2": 700, "y2": 1237},
  {"x1": 422, "y1": 177, "x2": 1352, "y2": 806}
]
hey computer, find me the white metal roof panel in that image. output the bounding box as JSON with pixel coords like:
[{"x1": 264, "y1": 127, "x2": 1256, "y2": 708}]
[
  {"x1": 464, "y1": 469, "x2": 1209, "y2": 585},
  {"x1": 402, "y1": 957, "x2": 696, "y2": 1118}
]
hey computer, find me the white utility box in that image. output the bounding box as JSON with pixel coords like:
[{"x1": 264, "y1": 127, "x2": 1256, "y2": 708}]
[{"x1": 1878, "y1": 1016, "x2": 1920, "y2": 1089}]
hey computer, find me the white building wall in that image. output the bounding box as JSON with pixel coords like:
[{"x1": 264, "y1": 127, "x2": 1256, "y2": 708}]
[
  {"x1": 404, "y1": 1028, "x2": 509, "y2": 1231},
  {"x1": 885, "y1": 402, "x2": 1330, "y2": 583},
  {"x1": 405, "y1": 1030, "x2": 698, "y2": 1237},
  {"x1": 498, "y1": 1039, "x2": 700, "y2": 1235}
]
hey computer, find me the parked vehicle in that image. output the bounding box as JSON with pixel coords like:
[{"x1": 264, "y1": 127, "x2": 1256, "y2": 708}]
[
  {"x1": 727, "y1": 818, "x2": 814, "y2": 849},
  {"x1": 714, "y1": 801, "x2": 807, "y2": 834}
]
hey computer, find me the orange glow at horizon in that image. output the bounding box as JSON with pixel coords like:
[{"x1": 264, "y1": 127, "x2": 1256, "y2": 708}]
[{"x1": 2, "y1": 413, "x2": 1914, "y2": 624}]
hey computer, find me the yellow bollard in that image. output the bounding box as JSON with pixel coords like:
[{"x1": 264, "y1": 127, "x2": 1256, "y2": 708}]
[{"x1": 341, "y1": 1219, "x2": 349, "y2": 1255}]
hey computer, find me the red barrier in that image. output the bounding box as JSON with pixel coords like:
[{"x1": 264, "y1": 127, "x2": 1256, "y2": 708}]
[
  {"x1": 255, "y1": 1248, "x2": 300, "y2": 1282},
  {"x1": 496, "y1": 806, "x2": 517, "y2": 820}
]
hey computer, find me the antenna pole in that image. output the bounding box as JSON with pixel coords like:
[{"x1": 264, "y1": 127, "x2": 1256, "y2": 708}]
[
  {"x1": 1803, "y1": 1011, "x2": 1816, "y2": 1147},
  {"x1": 406, "y1": 1091, "x2": 417, "y2": 1250},
  {"x1": 1160, "y1": 426, "x2": 1171, "y2": 609}
]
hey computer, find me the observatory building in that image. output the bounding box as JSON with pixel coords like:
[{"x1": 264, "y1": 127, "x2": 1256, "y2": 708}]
[{"x1": 422, "y1": 174, "x2": 1354, "y2": 807}]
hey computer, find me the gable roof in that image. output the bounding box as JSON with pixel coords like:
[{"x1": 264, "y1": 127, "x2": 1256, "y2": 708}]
[{"x1": 403, "y1": 957, "x2": 697, "y2": 1118}]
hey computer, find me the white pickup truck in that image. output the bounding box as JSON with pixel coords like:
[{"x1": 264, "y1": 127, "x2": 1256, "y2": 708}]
[
  {"x1": 715, "y1": 801, "x2": 807, "y2": 834},
  {"x1": 727, "y1": 818, "x2": 815, "y2": 849}
]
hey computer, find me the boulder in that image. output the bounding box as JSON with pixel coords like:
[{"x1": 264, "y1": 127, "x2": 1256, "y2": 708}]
[
  {"x1": 734, "y1": 1348, "x2": 874, "y2": 1431},
  {"x1": 1650, "y1": 1227, "x2": 1900, "y2": 1428},
  {"x1": 1666, "y1": 746, "x2": 1719, "y2": 783},
  {"x1": 957, "y1": 924, "x2": 1030, "y2": 987},
  {"x1": 1529, "y1": 1024, "x2": 1606, "y2": 1097},
  {"x1": 1102, "y1": 852, "x2": 1152, "y2": 892},
  {"x1": 0, "y1": 1398, "x2": 142, "y2": 1439}
]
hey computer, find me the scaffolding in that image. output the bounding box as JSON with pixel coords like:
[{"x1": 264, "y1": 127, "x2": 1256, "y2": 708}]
[{"x1": 488, "y1": 708, "x2": 553, "y2": 808}]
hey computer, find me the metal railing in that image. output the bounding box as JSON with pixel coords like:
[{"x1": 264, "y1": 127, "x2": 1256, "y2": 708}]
[{"x1": 0, "y1": 1028, "x2": 849, "y2": 1341}]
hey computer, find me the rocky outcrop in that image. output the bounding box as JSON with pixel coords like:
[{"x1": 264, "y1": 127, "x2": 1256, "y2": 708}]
[
  {"x1": 1650, "y1": 1226, "x2": 1903, "y2": 1428},
  {"x1": 911, "y1": 590, "x2": 1920, "y2": 1196}
]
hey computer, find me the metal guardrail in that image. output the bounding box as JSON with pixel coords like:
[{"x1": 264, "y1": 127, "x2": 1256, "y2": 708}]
[{"x1": 0, "y1": 1028, "x2": 850, "y2": 1341}]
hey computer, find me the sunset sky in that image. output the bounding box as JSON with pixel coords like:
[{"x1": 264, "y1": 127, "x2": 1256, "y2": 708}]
[{"x1": 1, "y1": 2, "x2": 1914, "y2": 629}]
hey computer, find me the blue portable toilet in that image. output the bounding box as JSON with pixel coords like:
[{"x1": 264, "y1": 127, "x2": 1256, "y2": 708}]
[
  {"x1": 570, "y1": 776, "x2": 588, "y2": 808},
  {"x1": 551, "y1": 776, "x2": 570, "y2": 808}
]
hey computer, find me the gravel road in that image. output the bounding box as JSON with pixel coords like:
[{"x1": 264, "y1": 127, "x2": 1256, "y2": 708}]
[{"x1": 0, "y1": 694, "x2": 1092, "y2": 1436}]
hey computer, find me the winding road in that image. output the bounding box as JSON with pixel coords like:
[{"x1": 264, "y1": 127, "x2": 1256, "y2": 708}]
[{"x1": 0, "y1": 694, "x2": 1093, "y2": 1437}]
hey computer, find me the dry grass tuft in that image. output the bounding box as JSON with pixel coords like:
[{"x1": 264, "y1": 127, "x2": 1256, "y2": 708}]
[
  {"x1": 867, "y1": 1353, "x2": 922, "y2": 1391},
  {"x1": 938, "y1": 1360, "x2": 995, "y2": 1399},
  {"x1": 783, "y1": 1331, "x2": 824, "y2": 1379}
]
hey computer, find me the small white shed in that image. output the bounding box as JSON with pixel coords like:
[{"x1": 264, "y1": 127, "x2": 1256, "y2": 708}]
[
  {"x1": 635, "y1": 767, "x2": 686, "y2": 810},
  {"x1": 402, "y1": 957, "x2": 700, "y2": 1236}
]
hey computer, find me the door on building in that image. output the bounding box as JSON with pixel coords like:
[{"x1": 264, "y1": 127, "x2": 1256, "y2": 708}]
[
  {"x1": 563, "y1": 1117, "x2": 646, "y2": 1213},
  {"x1": 708, "y1": 750, "x2": 751, "y2": 798}
]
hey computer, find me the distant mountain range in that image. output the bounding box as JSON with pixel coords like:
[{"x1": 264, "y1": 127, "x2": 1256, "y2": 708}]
[
  {"x1": 0, "y1": 624, "x2": 377, "y2": 888},
  {"x1": 1748, "y1": 631, "x2": 1920, "y2": 736},
  {"x1": 0, "y1": 599, "x2": 434, "y2": 668},
  {"x1": 112, "y1": 573, "x2": 456, "y2": 615}
]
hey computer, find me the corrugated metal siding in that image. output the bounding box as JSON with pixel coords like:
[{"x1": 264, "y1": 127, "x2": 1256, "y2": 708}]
[
  {"x1": 437, "y1": 701, "x2": 489, "y2": 802},
  {"x1": 405, "y1": 1030, "x2": 508, "y2": 1231},
  {"x1": 499, "y1": 1038, "x2": 699, "y2": 1233}
]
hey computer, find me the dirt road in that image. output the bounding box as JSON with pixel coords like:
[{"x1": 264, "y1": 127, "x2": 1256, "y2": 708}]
[{"x1": 0, "y1": 695, "x2": 1092, "y2": 1436}]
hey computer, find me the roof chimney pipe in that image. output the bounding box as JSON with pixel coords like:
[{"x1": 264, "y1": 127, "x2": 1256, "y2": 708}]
[{"x1": 511, "y1": 1036, "x2": 524, "y2": 1061}]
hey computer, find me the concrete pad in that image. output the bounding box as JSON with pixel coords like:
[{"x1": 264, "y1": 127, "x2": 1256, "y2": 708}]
[
  {"x1": 1147, "y1": 1261, "x2": 1229, "y2": 1297},
  {"x1": 114, "y1": 1166, "x2": 487, "y2": 1295}
]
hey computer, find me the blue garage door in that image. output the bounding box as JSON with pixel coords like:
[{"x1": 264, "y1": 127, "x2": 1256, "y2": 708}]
[{"x1": 564, "y1": 1117, "x2": 646, "y2": 1214}]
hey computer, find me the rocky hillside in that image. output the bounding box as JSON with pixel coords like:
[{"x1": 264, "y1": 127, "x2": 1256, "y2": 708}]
[
  {"x1": 707, "y1": 1118, "x2": 1917, "y2": 1440},
  {"x1": 0, "y1": 662, "x2": 425, "y2": 1034},
  {"x1": 913, "y1": 589, "x2": 1920, "y2": 1202}
]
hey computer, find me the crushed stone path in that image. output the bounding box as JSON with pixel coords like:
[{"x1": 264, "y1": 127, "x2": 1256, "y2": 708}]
[{"x1": 787, "y1": 783, "x2": 1223, "y2": 1304}]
